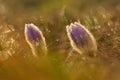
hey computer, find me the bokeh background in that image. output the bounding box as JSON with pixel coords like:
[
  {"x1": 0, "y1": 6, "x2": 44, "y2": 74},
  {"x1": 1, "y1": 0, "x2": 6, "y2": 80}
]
[{"x1": 0, "y1": 0, "x2": 120, "y2": 80}]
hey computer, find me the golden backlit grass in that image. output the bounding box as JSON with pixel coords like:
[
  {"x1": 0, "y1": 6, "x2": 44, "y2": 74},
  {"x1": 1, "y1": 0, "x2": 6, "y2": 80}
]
[{"x1": 0, "y1": 0, "x2": 120, "y2": 80}]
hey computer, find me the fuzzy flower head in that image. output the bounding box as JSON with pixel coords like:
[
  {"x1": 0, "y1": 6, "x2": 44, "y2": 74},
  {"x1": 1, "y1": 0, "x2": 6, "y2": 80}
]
[
  {"x1": 66, "y1": 22, "x2": 97, "y2": 56},
  {"x1": 25, "y1": 24, "x2": 42, "y2": 42},
  {"x1": 25, "y1": 23, "x2": 47, "y2": 57}
]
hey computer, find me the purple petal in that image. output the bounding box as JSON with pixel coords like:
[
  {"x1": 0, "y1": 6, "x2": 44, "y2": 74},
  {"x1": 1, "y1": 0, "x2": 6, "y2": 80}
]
[
  {"x1": 68, "y1": 23, "x2": 90, "y2": 47},
  {"x1": 25, "y1": 24, "x2": 41, "y2": 42},
  {"x1": 67, "y1": 22, "x2": 97, "y2": 55}
]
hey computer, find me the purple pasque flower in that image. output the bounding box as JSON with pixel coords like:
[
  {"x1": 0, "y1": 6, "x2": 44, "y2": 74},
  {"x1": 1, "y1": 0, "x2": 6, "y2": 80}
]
[
  {"x1": 25, "y1": 23, "x2": 42, "y2": 42},
  {"x1": 25, "y1": 23, "x2": 47, "y2": 57},
  {"x1": 66, "y1": 22, "x2": 97, "y2": 55}
]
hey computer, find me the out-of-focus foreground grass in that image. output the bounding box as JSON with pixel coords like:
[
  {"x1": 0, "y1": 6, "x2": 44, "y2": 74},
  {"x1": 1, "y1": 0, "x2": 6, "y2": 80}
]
[{"x1": 0, "y1": 0, "x2": 120, "y2": 80}]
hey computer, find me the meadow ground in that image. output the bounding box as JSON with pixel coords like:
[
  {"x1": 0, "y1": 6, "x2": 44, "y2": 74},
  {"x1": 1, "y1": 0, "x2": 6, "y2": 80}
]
[{"x1": 0, "y1": 0, "x2": 120, "y2": 80}]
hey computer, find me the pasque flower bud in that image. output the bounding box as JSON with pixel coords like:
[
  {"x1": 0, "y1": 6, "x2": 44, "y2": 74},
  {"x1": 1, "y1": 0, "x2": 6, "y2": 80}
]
[
  {"x1": 66, "y1": 22, "x2": 97, "y2": 56},
  {"x1": 25, "y1": 23, "x2": 47, "y2": 57}
]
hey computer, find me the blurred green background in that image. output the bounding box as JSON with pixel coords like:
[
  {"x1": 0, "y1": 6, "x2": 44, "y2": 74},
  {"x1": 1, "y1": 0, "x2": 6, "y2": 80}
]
[{"x1": 0, "y1": 0, "x2": 120, "y2": 80}]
